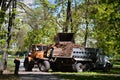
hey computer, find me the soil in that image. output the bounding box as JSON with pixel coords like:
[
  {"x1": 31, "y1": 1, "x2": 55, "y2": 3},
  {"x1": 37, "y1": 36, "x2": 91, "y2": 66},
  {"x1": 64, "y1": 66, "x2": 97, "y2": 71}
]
[{"x1": 56, "y1": 42, "x2": 83, "y2": 56}]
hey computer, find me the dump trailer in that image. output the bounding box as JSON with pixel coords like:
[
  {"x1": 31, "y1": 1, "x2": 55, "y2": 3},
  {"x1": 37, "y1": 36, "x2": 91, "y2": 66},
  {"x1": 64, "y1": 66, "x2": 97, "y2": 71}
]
[
  {"x1": 24, "y1": 44, "x2": 50, "y2": 72},
  {"x1": 49, "y1": 33, "x2": 112, "y2": 72}
]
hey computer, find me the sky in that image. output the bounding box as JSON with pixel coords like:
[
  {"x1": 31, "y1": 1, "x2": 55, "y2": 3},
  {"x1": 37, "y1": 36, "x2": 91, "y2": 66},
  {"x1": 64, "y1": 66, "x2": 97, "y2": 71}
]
[{"x1": 48, "y1": 0, "x2": 55, "y2": 4}]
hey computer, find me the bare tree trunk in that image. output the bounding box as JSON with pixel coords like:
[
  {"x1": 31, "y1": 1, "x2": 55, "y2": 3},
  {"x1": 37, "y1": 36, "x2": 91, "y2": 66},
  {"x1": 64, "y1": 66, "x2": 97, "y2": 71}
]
[
  {"x1": 64, "y1": 0, "x2": 72, "y2": 32},
  {"x1": 84, "y1": 0, "x2": 89, "y2": 47}
]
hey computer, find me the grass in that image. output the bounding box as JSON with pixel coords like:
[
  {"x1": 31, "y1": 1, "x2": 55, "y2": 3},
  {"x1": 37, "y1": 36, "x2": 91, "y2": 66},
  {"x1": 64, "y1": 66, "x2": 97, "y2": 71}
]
[
  {"x1": 52, "y1": 61, "x2": 120, "y2": 80},
  {"x1": 53, "y1": 70, "x2": 120, "y2": 80},
  {"x1": 55, "y1": 74, "x2": 120, "y2": 80},
  {"x1": 7, "y1": 58, "x2": 15, "y2": 72},
  {"x1": 113, "y1": 61, "x2": 120, "y2": 68},
  {"x1": 0, "y1": 55, "x2": 1, "y2": 59}
]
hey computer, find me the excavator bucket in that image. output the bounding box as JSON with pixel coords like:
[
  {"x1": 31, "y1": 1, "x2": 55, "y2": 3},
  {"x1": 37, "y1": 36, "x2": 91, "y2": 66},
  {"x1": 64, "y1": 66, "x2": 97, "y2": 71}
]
[{"x1": 54, "y1": 33, "x2": 75, "y2": 44}]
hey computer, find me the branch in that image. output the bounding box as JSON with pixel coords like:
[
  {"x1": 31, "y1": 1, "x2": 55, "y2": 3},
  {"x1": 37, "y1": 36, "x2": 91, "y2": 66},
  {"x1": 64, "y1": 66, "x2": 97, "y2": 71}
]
[
  {"x1": 1, "y1": 0, "x2": 7, "y2": 11},
  {"x1": 17, "y1": 2, "x2": 34, "y2": 17},
  {"x1": 1, "y1": 0, "x2": 12, "y2": 11},
  {"x1": 0, "y1": 0, "x2": 2, "y2": 7},
  {"x1": 6, "y1": 0, "x2": 12, "y2": 11},
  {"x1": 55, "y1": 19, "x2": 63, "y2": 29}
]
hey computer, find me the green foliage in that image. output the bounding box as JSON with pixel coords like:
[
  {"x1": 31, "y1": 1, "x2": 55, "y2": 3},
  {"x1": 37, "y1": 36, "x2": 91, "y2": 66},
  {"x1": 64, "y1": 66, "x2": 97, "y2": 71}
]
[
  {"x1": 24, "y1": 27, "x2": 56, "y2": 48},
  {"x1": 1, "y1": 0, "x2": 120, "y2": 59},
  {"x1": 18, "y1": 0, "x2": 58, "y2": 48},
  {"x1": 91, "y1": 0, "x2": 120, "y2": 55}
]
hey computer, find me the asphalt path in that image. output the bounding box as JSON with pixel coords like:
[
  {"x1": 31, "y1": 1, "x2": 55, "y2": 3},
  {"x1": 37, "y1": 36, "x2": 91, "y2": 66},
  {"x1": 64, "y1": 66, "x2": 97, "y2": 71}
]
[{"x1": 19, "y1": 59, "x2": 62, "y2": 80}]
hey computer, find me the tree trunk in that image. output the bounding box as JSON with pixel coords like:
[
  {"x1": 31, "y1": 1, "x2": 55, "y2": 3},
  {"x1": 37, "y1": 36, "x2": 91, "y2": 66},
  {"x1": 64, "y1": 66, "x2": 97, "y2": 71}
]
[
  {"x1": 64, "y1": 0, "x2": 72, "y2": 32},
  {"x1": 84, "y1": 0, "x2": 89, "y2": 47},
  {"x1": 1, "y1": 0, "x2": 16, "y2": 74},
  {"x1": 0, "y1": 0, "x2": 12, "y2": 27}
]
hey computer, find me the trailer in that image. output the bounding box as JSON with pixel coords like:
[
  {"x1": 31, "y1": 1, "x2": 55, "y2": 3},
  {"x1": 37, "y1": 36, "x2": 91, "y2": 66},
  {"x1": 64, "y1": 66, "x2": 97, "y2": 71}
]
[{"x1": 49, "y1": 33, "x2": 112, "y2": 72}]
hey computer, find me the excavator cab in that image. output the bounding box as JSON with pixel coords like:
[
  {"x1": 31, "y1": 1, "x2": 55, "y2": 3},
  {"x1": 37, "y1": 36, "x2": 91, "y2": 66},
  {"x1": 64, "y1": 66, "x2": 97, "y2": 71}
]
[{"x1": 31, "y1": 44, "x2": 48, "y2": 51}]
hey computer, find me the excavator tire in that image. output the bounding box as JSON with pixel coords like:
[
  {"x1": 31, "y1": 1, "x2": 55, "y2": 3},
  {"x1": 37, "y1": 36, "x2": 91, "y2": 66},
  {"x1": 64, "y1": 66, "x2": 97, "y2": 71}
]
[
  {"x1": 38, "y1": 60, "x2": 50, "y2": 72},
  {"x1": 24, "y1": 57, "x2": 34, "y2": 71}
]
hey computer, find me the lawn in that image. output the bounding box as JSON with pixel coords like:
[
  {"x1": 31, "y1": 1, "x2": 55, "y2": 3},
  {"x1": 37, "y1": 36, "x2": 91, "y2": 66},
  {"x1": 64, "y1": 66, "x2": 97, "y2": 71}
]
[
  {"x1": 52, "y1": 61, "x2": 120, "y2": 80},
  {"x1": 53, "y1": 68, "x2": 120, "y2": 80}
]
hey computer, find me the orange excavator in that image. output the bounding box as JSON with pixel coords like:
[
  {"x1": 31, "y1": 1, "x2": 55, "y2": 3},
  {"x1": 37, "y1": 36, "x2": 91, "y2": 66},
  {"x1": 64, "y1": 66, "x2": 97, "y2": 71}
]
[{"x1": 24, "y1": 44, "x2": 50, "y2": 71}]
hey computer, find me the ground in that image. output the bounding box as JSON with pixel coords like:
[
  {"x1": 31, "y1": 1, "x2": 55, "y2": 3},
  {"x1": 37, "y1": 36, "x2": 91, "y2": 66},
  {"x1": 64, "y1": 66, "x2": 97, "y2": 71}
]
[{"x1": 0, "y1": 58, "x2": 120, "y2": 80}]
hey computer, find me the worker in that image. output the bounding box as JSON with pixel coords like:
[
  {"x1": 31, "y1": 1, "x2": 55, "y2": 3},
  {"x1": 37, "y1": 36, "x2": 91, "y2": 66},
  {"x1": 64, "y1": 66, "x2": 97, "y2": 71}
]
[{"x1": 14, "y1": 56, "x2": 20, "y2": 75}]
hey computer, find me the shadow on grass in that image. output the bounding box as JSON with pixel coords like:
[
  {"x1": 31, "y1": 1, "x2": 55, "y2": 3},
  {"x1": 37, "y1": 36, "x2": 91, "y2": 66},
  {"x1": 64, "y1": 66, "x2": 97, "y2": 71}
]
[
  {"x1": 0, "y1": 74, "x2": 19, "y2": 80},
  {"x1": 0, "y1": 74, "x2": 61, "y2": 80}
]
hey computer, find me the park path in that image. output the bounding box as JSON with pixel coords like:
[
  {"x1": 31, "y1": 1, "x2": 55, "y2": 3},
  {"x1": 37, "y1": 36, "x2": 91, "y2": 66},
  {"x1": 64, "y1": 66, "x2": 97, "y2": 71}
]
[
  {"x1": 19, "y1": 59, "x2": 63, "y2": 80},
  {"x1": 19, "y1": 72, "x2": 62, "y2": 80}
]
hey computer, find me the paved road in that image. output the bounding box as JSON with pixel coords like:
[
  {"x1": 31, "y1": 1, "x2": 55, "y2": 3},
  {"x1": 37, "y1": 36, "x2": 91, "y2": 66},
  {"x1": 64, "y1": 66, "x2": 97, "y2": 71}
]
[
  {"x1": 19, "y1": 59, "x2": 62, "y2": 80},
  {"x1": 19, "y1": 73, "x2": 62, "y2": 80}
]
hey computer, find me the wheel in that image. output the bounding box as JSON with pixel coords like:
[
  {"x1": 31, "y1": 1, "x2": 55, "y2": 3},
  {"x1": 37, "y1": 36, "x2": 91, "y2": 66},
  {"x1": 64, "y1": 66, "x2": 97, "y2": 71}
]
[
  {"x1": 73, "y1": 63, "x2": 83, "y2": 72},
  {"x1": 29, "y1": 60, "x2": 34, "y2": 71},
  {"x1": 103, "y1": 63, "x2": 112, "y2": 72},
  {"x1": 83, "y1": 63, "x2": 90, "y2": 71},
  {"x1": 24, "y1": 57, "x2": 34, "y2": 71},
  {"x1": 0, "y1": 70, "x2": 3, "y2": 74},
  {"x1": 38, "y1": 61, "x2": 50, "y2": 72}
]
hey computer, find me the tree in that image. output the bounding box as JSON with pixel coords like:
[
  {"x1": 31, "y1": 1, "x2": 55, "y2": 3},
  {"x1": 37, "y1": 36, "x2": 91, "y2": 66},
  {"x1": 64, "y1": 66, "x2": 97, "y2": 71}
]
[
  {"x1": 18, "y1": 0, "x2": 57, "y2": 48},
  {"x1": 0, "y1": 0, "x2": 17, "y2": 74},
  {"x1": 0, "y1": 0, "x2": 12, "y2": 27},
  {"x1": 92, "y1": 0, "x2": 120, "y2": 55},
  {"x1": 64, "y1": 0, "x2": 72, "y2": 32}
]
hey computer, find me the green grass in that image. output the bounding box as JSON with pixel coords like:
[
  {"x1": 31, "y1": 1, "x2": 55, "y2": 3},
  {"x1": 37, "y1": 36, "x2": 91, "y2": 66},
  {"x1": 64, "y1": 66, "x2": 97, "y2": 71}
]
[
  {"x1": 52, "y1": 61, "x2": 120, "y2": 80},
  {"x1": 55, "y1": 74, "x2": 120, "y2": 80},
  {"x1": 0, "y1": 55, "x2": 2, "y2": 60},
  {"x1": 53, "y1": 69, "x2": 120, "y2": 80},
  {"x1": 7, "y1": 58, "x2": 15, "y2": 72},
  {"x1": 113, "y1": 61, "x2": 120, "y2": 68}
]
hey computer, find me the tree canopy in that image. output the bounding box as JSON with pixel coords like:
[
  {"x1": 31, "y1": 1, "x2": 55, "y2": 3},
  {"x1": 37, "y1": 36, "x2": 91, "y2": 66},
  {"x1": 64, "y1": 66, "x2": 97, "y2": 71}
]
[{"x1": 0, "y1": 0, "x2": 120, "y2": 57}]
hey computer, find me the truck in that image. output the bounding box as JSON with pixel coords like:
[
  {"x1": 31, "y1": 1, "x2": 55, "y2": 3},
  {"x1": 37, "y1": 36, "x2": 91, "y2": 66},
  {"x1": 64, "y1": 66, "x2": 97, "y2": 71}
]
[
  {"x1": 49, "y1": 33, "x2": 112, "y2": 72},
  {"x1": 24, "y1": 44, "x2": 50, "y2": 72}
]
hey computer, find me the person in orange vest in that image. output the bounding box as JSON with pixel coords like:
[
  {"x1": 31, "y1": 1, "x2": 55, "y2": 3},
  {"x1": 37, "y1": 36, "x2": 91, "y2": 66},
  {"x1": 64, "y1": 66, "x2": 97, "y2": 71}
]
[{"x1": 14, "y1": 56, "x2": 20, "y2": 75}]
